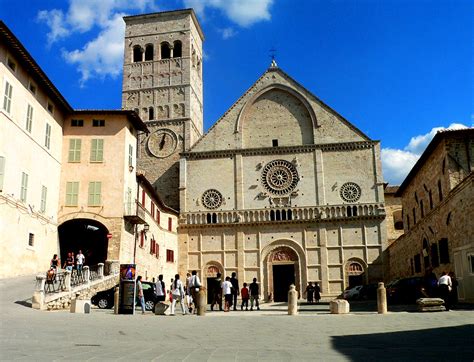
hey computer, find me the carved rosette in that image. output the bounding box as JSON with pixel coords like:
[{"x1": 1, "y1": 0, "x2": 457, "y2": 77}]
[
  {"x1": 261, "y1": 160, "x2": 299, "y2": 196},
  {"x1": 201, "y1": 189, "x2": 223, "y2": 210},
  {"x1": 339, "y1": 182, "x2": 362, "y2": 203}
]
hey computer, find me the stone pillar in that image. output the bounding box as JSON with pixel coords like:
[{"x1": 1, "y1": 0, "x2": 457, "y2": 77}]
[
  {"x1": 65, "y1": 270, "x2": 72, "y2": 292},
  {"x1": 83, "y1": 266, "x2": 90, "y2": 286},
  {"x1": 105, "y1": 260, "x2": 120, "y2": 276},
  {"x1": 98, "y1": 263, "x2": 104, "y2": 279},
  {"x1": 197, "y1": 287, "x2": 206, "y2": 316},
  {"x1": 377, "y1": 282, "x2": 387, "y2": 314},
  {"x1": 32, "y1": 275, "x2": 46, "y2": 310},
  {"x1": 288, "y1": 284, "x2": 298, "y2": 315},
  {"x1": 114, "y1": 287, "x2": 120, "y2": 315}
]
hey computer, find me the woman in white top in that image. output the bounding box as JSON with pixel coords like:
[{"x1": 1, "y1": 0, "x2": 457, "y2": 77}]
[{"x1": 170, "y1": 274, "x2": 187, "y2": 315}]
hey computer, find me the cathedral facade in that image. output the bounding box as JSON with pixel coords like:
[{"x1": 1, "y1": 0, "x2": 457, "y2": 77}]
[{"x1": 122, "y1": 9, "x2": 387, "y2": 300}]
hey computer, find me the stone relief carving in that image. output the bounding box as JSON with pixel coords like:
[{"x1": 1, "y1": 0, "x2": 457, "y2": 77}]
[{"x1": 270, "y1": 248, "x2": 296, "y2": 262}]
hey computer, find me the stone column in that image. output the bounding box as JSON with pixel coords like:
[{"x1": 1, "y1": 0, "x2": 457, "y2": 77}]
[
  {"x1": 83, "y1": 266, "x2": 90, "y2": 286},
  {"x1": 288, "y1": 285, "x2": 298, "y2": 315},
  {"x1": 98, "y1": 263, "x2": 104, "y2": 279},
  {"x1": 65, "y1": 270, "x2": 72, "y2": 292},
  {"x1": 32, "y1": 275, "x2": 46, "y2": 310}
]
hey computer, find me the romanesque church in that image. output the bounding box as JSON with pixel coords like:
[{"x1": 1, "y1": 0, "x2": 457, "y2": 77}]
[{"x1": 122, "y1": 9, "x2": 387, "y2": 300}]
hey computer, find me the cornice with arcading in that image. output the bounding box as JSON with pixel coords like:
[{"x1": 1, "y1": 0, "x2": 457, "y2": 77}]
[{"x1": 182, "y1": 141, "x2": 378, "y2": 160}]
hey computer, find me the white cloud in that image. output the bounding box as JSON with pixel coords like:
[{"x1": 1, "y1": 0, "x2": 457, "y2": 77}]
[
  {"x1": 382, "y1": 123, "x2": 470, "y2": 185},
  {"x1": 62, "y1": 14, "x2": 125, "y2": 86},
  {"x1": 184, "y1": 0, "x2": 273, "y2": 27},
  {"x1": 219, "y1": 27, "x2": 237, "y2": 39},
  {"x1": 38, "y1": 0, "x2": 157, "y2": 84}
]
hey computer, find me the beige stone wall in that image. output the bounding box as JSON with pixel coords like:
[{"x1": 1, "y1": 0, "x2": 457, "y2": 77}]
[
  {"x1": 384, "y1": 191, "x2": 404, "y2": 245},
  {"x1": 0, "y1": 52, "x2": 65, "y2": 278}
]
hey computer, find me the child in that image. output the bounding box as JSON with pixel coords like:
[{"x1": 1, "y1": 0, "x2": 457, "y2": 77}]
[{"x1": 241, "y1": 283, "x2": 249, "y2": 311}]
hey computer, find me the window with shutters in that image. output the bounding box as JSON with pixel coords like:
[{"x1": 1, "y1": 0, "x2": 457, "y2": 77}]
[
  {"x1": 20, "y1": 172, "x2": 28, "y2": 202},
  {"x1": 166, "y1": 249, "x2": 174, "y2": 263},
  {"x1": 88, "y1": 181, "x2": 102, "y2": 206},
  {"x1": 40, "y1": 186, "x2": 47, "y2": 212},
  {"x1": 44, "y1": 123, "x2": 51, "y2": 149},
  {"x1": 65, "y1": 182, "x2": 79, "y2": 206},
  {"x1": 3, "y1": 81, "x2": 13, "y2": 113},
  {"x1": 68, "y1": 139, "x2": 81, "y2": 162},
  {"x1": 90, "y1": 139, "x2": 104, "y2": 162},
  {"x1": 168, "y1": 217, "x2": 172, "y2": 231},
  {"x1": 25, "y1": 104, "x2": 33, "y2": 133}
]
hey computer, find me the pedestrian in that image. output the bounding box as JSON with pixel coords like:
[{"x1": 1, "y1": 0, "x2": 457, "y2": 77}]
[
  {"x1": 241, "y1": 282, "x2": 249, "y2": 311},
  {"x1": 448, "y1": 272, "x2": 458, "y2": 309},
  {"x1": 304, "y1": 282, "x2": 315, "y2": 304},
  {"x1": 190, "y1": 270, "x2": 201, "y2": 313},
  {"x1": 185, "y1": 272, "x2": 193, "y2": 313},
  {"x1": 438, "y1": 271, "x2": 452, "y2": 311},
  {"x1": 50, "y1": 254, "x2": 60, "y2": 270},
  {"x1": 249, "y1": 277, "x2": 260, "y2": 311},
  {"x1": 170, "y1": 274, "x2": 187, "y2": 315},
  {"x1": 211, "y1": 273, "x2": 223, "y2": 311},
  {"x1": 76, "y1": 250, "x2": 85, "y2": 275},
  {"x1": 230, "y1": 272, "x2": 239, "y2": 311},
  {"x1": 314, "y1": 282, "x2": 321, "y2": 303},
  {"x1": 136, "y1": 276, "x2": 146, "y2": 314},
  {"x1": 155, "y1": 274, "x2": 166, "y2": 302},
  {"x1": 222, "y1": 276, "x2": 233, "y2": 312},
  {"x1": 169, "y1": 278, "x2": 174, "y2": 303},
  {"x1": 63, "y1": 252, "x2": 74, "y2": 271}
]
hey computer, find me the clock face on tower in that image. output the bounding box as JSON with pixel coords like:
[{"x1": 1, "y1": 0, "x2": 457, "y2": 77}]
[{"x1": 147, "y1": 129, "x2": 178, "y2": 158}]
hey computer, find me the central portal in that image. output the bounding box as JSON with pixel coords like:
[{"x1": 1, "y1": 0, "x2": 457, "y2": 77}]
[{"x1": 273, "y1": 264, "x2": 295, "y2": 302}]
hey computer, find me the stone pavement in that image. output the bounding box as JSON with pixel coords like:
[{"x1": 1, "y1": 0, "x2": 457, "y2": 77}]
[{"x1": 1, "y1": 275, "x2": 473, "y2": 361}]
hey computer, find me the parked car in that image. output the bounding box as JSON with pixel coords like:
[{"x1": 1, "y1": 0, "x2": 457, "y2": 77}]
[
  {"x1": 342, "y1": 284, "x2": 378, "y2": 301},
  {"x1": 91, "y1": 281, "x2": 157, "y2": 311},
  {"x1": 386, "y1": 277, "x2": 424, "y2": 304},
  {"x1": 342, "y1": 285, "x2": 364, "y2": 300}
]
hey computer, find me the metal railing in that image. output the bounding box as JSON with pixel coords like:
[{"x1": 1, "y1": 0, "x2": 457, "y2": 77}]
[{"x1": 44, "y1": 270, "x2": 66, "y2": 294}]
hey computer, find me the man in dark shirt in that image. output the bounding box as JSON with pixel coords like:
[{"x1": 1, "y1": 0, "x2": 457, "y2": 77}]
[
  {"x1": 249, "y1": 277, "x2": 260, "y2": 311},
  {"x1": 230, "y1": 272, "x2": 239, "y2": 311}
]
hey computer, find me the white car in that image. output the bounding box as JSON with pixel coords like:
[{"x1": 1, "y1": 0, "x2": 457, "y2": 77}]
[{"x1": 343, "y1": 285, "x2": 364, "y2": 300}]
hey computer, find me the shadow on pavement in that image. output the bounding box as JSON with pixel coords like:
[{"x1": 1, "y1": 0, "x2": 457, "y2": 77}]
[
  {"x1": 15, "y1": 299, "x2": 32, "y2": 308},
  {"x1": 332, "y1": 324, "x2": 474, "y2": 361}
]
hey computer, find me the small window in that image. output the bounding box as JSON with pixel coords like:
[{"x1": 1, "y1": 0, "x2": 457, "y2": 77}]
[
  {"x1": 90, "y1": 139, "x2": 104, "y2": 162},
  {"x1": 166, "y1": 249, "x2": 174, "y2": 263},
  {"x1": 47, "y1": 101, "x2": 54, "y2": 114},
  {"x1": 40, "y1": 186, "x2": 47, "y2": 213},
  {"x1": 151, "y1": 202, "x2": 155, "y2": 218},
  {"x1": 141, "y1": 190, "x2": 146, "y2": 206},
  {"x1": 25, "y1": 104, "x2": 33, "y2": 133},
  {"x1": 431, "y1": 244, "x2": 439, "y2": 268},
  {"x1": 28, "y1": 81, "x2": 37, "y2": 95},
  {"x1": 272, "y1": 139, "x2": 279, "y2": 147},
  {"x1": 145, "y1": 44, "x2": 154, "y2": 61},
  {"x1": 161, "y1": 42, "x2": 171, "y2": 59},
  {"x1": 71, "y1": 119, "x2": 84, "y2": 127},
  {"x1": 173, "y1": 41, "x2": 182, "y2": 58},
  {"x1": 68, "y1": 139, "x2": 82, "y2": 162},
  {"x1": 28, "y1": 233, "x2": 34, "y2": 247},
  {"x1": 44, "y1": 123, "x2": 51, "y2": 149},
  {"x1": 133, "y1": 46, "x2": 143, "y2": 63},
  {"x1": 168, "y1": 217, "x2": 172, "y2": 231},
  {"x1": 88, "y1": 181, "x2": 102, "y2": 206},
  {"x1": 439, "y1": 238, "x2": 449, "y2": 264},
  {"x1": 7, "y1": 57, "x2": 16, "y2": 72},
  {"x1": 20, "y1": 172, "x2": 28, "y2": 202},
  {"x1": 92, "y1": 119, "x2": 105, "y2": 127},
  {"x1": 148, "y1": 107, "x2": 154, "y2": 120},
  {"x1": 469, "y1": 254, "x2": 474, "y2": 274},
  {"x1": 65, "y1": 182, "x2": 79, "y2": 206},
  {"x1": 3, "y1": 81, "x2": 13, "y2": 113},
  {"x1": 156, "y1": 210, "x2": 160, "y2": 224},
  {"x1": 155, "y1": 243, "x2": 159, "y2": 258}
]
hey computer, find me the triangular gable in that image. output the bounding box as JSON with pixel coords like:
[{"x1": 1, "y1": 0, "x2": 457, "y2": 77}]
[{"x1": 188, "y1": 65, "x2": 370, "y2": 153}]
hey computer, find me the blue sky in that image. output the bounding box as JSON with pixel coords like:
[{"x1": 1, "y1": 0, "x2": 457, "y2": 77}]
[{"x1": 1, "y1": 0, "x2": 472, "y2": 184}]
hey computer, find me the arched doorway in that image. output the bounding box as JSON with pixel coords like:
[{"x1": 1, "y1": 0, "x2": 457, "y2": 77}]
[
  {"x1": 346, "y1": 260, "x2": 366, "y2": 288},
  {"x1": 204, "y1": 262, "x2": 223, "y2": 304},
  {"x1": 58, "y1": 219, "x2": 109, "y2": 266},
  {"x1": 266, "y1": 247, "x2": 299, "y2": 302}
]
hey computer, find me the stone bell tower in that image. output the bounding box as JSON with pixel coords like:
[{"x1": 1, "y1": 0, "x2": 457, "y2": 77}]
[{"x1": 122, "y1": 9, "x2": 204, "y2": 210}]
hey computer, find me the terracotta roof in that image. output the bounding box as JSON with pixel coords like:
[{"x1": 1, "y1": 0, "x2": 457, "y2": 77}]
[
  {"x1": 384, "y1": 185, "x2": 399, "y2": 194},
  {"x1": 395, "y1": 128, "x2": 474, "y2": 196},
  {"x1": 72, "y1": 109, "x2": 148, "y2": 133},
  {"x1": 136, "y1": 173, "x2": 178, "y2": 215},
  {"x1": 0, "y1": 21, "x2": 73, "y2": 113}
]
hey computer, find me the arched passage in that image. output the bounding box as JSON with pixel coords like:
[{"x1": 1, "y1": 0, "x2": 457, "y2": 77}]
[
  {"x1": 204, "y1": 261, "x2": 224, "y2": 304},
  {"x1": 58, "y1": 219, "x2": 109, "y2": 266},
  {"x1": 345, "y1": 259, "x2": 367, "y2": 289}
]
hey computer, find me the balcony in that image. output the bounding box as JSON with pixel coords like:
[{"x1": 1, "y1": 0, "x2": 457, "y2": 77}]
[
  {"x1": 181, "y1": 203, "x2": 386, "y2": 227},
  {"x1": 124, "y1": 200, "x2": 146, "y2": 224}
]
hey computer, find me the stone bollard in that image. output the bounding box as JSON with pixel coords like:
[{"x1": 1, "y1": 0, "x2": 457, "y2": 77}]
[
  {"x1": 98, "y1": 263, "x2": 104, "y2": 279},
  {"x1": 83, "y1": 266, "x2": 90, "y2": 286},
  {"x1": 197, "y1": 287, "x2": 207, "y2": 316},
  {"x1": 70, "y1": 292, "x2": 92, "y2": 314},
  {"x1": 32, "y1": 275, "x2": 46, "y2": 310},
  {"x1": 288, "y1": 284, "x2": 298, "y2": 315},
  {"x1": 114, "y1": 287, "x2": 120, "y2": 314},
  {"x1": 377, "y1": 282, "x2": 387, "y2": 314},
  {"x1": 330, "y1": 299, "x2": 350, "y2": 314},
  {"x1": 64, "y1": 270, "x2": 72, "y2": 292}
]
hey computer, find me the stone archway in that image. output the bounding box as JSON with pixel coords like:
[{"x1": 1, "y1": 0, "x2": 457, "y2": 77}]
[
  {"x1": 262, "y1": 242, "x2": 305, "y2": 303},
  {"x1": 204, "y1": 261, "x2": 224, "y2": 304},
  {"x1": 345, "y1": 259, "x2": 367, "y2": 289}
]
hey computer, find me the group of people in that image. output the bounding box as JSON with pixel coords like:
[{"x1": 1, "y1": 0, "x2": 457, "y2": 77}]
[
  {"x1": 423, "y1": 270, "x2": 458, "y2": 311},
  {"x1": 303, "y1": 282, "x2": 321, "y2": 304},
  {"x1": 48, "y1": 250, "x2": 85, "y2": 275},
  {"x1": 210, "y1": 273, "x2": 261, "y2": 312}
]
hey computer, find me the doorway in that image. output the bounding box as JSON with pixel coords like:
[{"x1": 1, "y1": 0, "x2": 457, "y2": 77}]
[
  {"x1": 349, "y1": 275, "x2": 364, "y2": 289},
  {"x1": 272, "y1": 264, "x2": 295, "y2": 302},
  {"x1": 207, "y1": 277, "x2": 217, "y2": 304}
]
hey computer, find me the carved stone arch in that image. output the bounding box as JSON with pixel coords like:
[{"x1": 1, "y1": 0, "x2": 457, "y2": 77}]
[
  {"x1": 261, "y1": 239, "x2": 307, "y2": 301},
  {"x1": 344, "y1": 258, "x2": 368, "y2": 289},
  {"x1": 235, "y1": 84, "x2": 319, "y2": 135},
  {"x1": 203, "y1": 261, "x2": 224, "y2": 291}
]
